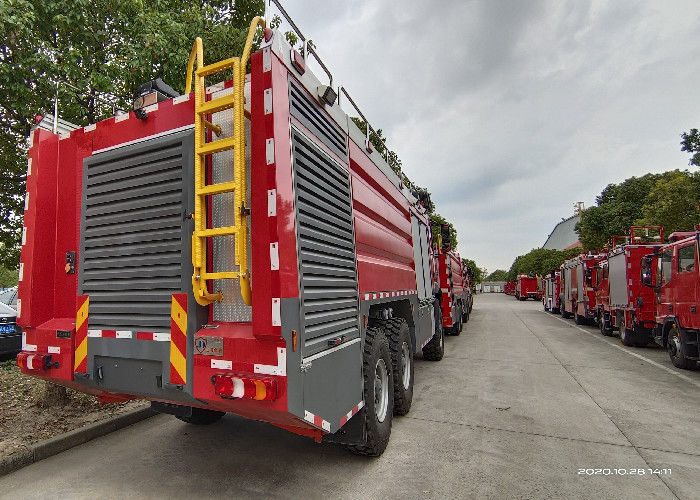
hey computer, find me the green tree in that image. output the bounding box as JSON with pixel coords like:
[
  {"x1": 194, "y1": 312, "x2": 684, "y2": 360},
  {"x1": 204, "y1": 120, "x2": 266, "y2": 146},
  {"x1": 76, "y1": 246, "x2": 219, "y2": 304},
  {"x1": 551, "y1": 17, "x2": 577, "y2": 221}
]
[
  {"x1": 462, "y1": 258, "x2": 483, "y2": 284},
  {"x1": 636, "y1": 170, "x2": 700, "y2": 233},
  {"x1": 681, "y1": 128, "x2": 700, "y2": 167},
  {"x1": 576, "y1": 172, "x2": 675, "y2": 249},
  {"x1": 506, "y1": 248, "x2": 580, "y2": 281},
  {"x1": 0, "y1": 265, "x2": 18, "y2": 288},
  {"x1": 0, "y1": 0, "x2": 264, "y2": 269},
  {"x1": 485, "y1": 269, "x2": 508, "y2": 281}
]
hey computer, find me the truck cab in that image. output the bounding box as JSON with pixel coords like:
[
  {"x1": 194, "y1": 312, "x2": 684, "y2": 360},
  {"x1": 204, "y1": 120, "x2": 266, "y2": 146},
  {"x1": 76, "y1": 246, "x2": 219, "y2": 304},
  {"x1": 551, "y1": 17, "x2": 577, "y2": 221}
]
[{"x1": 642, "y1": 230, "x2": 699, "y2": 369}]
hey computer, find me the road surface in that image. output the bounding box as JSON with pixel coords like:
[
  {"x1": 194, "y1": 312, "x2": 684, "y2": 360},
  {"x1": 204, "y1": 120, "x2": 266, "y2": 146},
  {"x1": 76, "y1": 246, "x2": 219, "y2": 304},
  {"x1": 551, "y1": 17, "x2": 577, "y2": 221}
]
[{"x1": 1, "y1": 293, "x2": 698, "y2": 499}]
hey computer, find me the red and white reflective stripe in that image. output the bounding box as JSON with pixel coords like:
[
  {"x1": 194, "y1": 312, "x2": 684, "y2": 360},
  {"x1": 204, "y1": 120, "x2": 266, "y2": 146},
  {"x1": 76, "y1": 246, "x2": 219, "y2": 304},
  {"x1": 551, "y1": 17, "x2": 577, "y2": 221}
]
[
  {"x1": 361, "y1": 290, "x2": 418, "y2": 301},
  {"x1": 420, "y1": 334, "x2": 433, "y2": 349},
  {"x1": 304, "y1": 410, "x2": 331, "y2": 432},
  {"x1": 87, "y1": 330, "x2": 170, "y2": 341},
  {"x1": 254, "y1": 347, "x2": 286, "y2": 376},
  {"x1": 137, "y1": 332, "x2": 171, "y2": 342},
  {"x1": 339, "y1": 401, "x2": 364, "y2": 427}
]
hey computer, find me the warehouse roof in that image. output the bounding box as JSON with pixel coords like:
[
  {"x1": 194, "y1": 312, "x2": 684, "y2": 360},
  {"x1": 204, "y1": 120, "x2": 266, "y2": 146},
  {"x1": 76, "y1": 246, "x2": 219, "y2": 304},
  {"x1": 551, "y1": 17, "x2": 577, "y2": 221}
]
[{"x1": 542, "y1": 215, "x2": 582, "y2": 250}]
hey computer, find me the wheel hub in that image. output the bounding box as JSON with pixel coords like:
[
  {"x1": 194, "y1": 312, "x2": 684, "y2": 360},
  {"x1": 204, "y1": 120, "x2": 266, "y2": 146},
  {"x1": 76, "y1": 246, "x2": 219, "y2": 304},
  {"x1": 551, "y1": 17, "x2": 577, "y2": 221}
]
[
  {"x1": 374, "y1": 358, "x2": 389, "y2": 423},
  {"x1": 401, "y1": 342, "x2": 411, "y2": 390},
  {"x1": 669, "y1": 334, "x2": 680, "y2": 357}
]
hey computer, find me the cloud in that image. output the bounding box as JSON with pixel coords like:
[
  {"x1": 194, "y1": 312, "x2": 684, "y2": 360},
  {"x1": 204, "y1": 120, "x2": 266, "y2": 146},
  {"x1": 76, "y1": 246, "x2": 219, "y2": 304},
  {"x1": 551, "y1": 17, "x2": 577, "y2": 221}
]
[{"x1": 278, "y1": 0, "x2": 700, "y2": 272}]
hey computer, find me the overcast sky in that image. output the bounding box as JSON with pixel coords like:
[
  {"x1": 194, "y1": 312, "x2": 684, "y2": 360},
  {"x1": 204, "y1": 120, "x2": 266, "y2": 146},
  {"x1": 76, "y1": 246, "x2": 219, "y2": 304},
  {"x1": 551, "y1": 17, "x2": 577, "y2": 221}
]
[{"x1": 280, "y1": 0, "x2": 700, "y2": 274}]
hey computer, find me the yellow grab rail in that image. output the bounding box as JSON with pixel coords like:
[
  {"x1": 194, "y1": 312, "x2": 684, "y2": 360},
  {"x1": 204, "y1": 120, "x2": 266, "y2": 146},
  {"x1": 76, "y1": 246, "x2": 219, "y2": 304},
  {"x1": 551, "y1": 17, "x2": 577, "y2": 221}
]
[{"x1": 186, "y1": 17, "x2": 265, "y2": 307}]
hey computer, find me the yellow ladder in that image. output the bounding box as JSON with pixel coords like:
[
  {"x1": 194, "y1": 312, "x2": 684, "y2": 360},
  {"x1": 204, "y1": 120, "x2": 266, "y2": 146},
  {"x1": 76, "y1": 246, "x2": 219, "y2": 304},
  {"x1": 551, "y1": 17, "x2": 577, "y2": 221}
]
[{"x1": 185, "y1": 16, "x2": 265, "y2": 307}]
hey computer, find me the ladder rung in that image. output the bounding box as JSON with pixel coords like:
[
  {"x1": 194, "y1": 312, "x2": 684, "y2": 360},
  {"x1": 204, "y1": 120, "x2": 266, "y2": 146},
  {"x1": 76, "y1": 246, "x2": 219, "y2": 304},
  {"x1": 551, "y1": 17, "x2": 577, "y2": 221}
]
[
  {"x1": 202, "y1": 271, "x2": 240, "y2": 280},
  {"x1": 195, "y1": 226, "x2": 237, "y2": 238},
  {"x1": 198, "y1": 95, "x2": 235, "y2": 115},
  {"x1": 197, "y1": 137, "x2": 236, "y2": 156},
  {"x1": 197, "y1": 182, "x2": 237, "y2": 196},
  {"x1": 196, "y1": 58, "x2": 238, "y2": 77}
]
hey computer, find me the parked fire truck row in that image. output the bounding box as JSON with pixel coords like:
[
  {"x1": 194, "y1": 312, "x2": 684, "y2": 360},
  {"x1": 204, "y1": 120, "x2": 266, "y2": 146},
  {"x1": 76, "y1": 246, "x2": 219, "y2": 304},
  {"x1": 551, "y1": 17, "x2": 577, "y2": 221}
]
[
  {"x1": 541, "y1": 226, "x2": 699, "y2": 371},
  {"x1": 15, "y1": 6, "x2": 476, "y2": 456}
]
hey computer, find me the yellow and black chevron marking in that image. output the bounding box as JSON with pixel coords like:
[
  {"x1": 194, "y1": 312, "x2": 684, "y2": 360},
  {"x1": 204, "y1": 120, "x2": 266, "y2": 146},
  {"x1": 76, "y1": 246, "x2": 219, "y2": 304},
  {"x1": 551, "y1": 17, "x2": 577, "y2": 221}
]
[
  {"x1": 74, "y1": 295, "x2": 89, "y2": 373},
  {"x1": 169, "y1": 293, "x2": 188, "y2": 385}
]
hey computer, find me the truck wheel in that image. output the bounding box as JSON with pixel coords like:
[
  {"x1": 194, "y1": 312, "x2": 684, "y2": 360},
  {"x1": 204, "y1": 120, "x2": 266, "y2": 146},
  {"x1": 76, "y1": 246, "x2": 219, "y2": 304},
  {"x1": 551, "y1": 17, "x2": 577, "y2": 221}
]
[
  {"x1": 383, "y1": 318, "x2": 413, "y2": 416},
  {"x1": 176, "y1": 407, "x2": 225, "y2": 425},
  {"x1": 423, "y1": 307, "x2": 445, "y2": 361},
  {"x1": 561, "y1": 303, "x2": 571, "y2": 319},
  {"x1": 452, "y1": 307, "x2": 463, "y2": 336},
  {"x1": 620, "y1": 314, "x2": 635, "y2": 346},
  {"x1": 348, "y1": 326, "x2": 394, "y2": 456},
  {"x1": 599, "y1": 311, "x2": 612, "y2": 337},
  {"x1": 667, "y1": 324, "x2": 697, "y2": 370}
]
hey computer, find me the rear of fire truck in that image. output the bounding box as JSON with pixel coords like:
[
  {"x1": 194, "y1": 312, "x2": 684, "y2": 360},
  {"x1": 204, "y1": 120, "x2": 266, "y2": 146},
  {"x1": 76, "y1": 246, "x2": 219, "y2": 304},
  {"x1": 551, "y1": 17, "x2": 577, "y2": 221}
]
[
  {"x1": 16, "y1": 4, "x2": 443, "y2": 456},
  {"x1": 434, "y1": 226, "x2": 467, "y2": 336}
]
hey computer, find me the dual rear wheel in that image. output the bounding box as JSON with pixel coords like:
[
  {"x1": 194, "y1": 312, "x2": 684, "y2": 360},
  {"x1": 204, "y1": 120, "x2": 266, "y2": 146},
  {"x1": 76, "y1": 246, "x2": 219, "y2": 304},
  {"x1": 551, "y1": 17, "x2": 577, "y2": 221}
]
[{"x1": 351, "y1": 317, "x2": 416, "y2": 456}]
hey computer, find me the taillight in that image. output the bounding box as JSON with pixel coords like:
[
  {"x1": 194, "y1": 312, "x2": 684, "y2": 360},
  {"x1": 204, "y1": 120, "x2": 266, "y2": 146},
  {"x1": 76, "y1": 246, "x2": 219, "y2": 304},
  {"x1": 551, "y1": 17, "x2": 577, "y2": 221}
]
[
  {"x1": 17, "y1": 353, "x2": 57, "y2": 371},
  {"x1": 264, "y1": 28, "x2": 273, "y2": 42},
  {"x1": 212, "y1": 374, "x2": 277, "y2": 401}
]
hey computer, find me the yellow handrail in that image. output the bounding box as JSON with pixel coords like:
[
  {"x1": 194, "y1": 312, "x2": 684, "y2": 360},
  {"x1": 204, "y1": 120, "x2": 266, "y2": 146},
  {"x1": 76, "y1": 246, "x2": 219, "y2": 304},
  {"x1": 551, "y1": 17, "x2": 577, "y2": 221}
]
[
  {"x1": 241, "y1": 16, "x2": 266, "y2": 69},
  {"x1": 185, "y1": 37, "x2": 203, "y2": 95}
]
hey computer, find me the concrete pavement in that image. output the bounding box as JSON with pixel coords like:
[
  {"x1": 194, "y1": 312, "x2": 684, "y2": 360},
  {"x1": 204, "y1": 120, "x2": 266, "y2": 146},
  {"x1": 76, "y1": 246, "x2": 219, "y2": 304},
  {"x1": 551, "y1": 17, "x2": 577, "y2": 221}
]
[{"x1": 1, "y1": 293, "x2": 698, "y2": 499}]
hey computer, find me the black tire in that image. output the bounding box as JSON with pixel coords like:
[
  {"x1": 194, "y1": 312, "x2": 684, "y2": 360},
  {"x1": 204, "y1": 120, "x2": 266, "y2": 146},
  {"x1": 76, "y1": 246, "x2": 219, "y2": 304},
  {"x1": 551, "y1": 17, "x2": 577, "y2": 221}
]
[
  {"x1": 667, "y1": 324, "x2": 697, "y2": 370},
  {"x1": 574, "y1": 310, "x2": 586, "y2": 325},
  {"x1": 176, "y1": 407, "x2": 225, "y2": 425},
  {"x1": 562, "y1": 301, "x2": 573, "y2": 319},
  {"x1": 348, "y1": 327, "x2": 394, "y2": 456},
  {"x1": 619, "y1": 313, "x2": 636, "y2": 346},
  {"x1": 381, "y1": 318, "x2": 414, "y2": 416},
  {"x1": 423, "y1": 303, "x2": 445, "y2": 361},
  {"x1": 452, "y1": 306, "x2": 463, "y2": 336}
]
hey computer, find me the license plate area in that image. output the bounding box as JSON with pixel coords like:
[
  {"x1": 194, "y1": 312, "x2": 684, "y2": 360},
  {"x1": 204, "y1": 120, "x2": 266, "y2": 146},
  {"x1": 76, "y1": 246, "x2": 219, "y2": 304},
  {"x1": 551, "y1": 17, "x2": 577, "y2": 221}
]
[{"x1": 0, "y1": 324, "x2": 16, "y2": 334}]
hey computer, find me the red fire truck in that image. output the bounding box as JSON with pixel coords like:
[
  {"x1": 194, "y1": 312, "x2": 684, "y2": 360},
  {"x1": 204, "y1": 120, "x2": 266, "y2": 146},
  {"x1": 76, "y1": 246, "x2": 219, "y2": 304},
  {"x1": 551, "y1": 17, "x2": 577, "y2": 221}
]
[
  {"x1": 15, "y1": 7, "x2": 447, "y2": 456},
  {"x1": 504, "y1": 281, "x2": 515, "y2": 296},
  {"x1": 640, "y1": 228, "x2": 699, "y2": 370},
  {"x1": 542, "y1": 271, "x2": 560, "y2": 313},
  {"x1": 515, "y1": 275, "x2": 539, "y2": 301},
  {"x1": 593, "y1": 227, "x2": 663, "y2": 346},
  {"x1": 559, "y1": 253, "x2": 605, "y2": 324},
  {"x1": 463, "y1": 266, "x2": 474, "y2": 319},
  {"x1": 434, "y1": 226, "x2": 468, "y2": 335}
]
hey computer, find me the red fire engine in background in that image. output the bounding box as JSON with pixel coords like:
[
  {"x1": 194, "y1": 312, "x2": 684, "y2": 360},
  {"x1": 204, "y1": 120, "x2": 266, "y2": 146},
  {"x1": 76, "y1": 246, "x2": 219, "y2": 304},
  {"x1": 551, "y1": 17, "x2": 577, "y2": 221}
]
[
  {"x1": 593, "y1": 227, "x2": 663, "y2": 346},
  {"x1": 434, "y1": 225, "x2": 469, "y2": 335},
  {"x1": 559, "y1": 252, "x2": 606, "y2": 324},
  {"x1": 504, "y1": 281, "x2": 515, "y2": 296},
  {"x1": 542, "y1": 271, "x2": 560, "y2": 313},
  {"x1": 640, "y1": 227, "x2": 699, "y2": 370},
  {"x1": 14, "y1": 4, "x2": 476, "y2": 456},
  {"x1": 515, "y1": 275, "x2": 540, "y2": 301}
]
